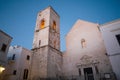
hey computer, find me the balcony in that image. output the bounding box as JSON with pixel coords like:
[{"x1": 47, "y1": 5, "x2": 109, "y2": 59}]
[{"x1": 7, "y1": 57, "x2": 15, "y2": 64}]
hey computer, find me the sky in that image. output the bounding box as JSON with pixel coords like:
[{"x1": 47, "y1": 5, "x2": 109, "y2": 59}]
[{"x1": 0, "y1": 0, "x2": 120, "y2": 51}]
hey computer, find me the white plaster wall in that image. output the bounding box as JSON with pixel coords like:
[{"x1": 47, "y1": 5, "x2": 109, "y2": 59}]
[
  {"x1": 109, "y1": 55, "x2": 120, "y2": 80},
  {"x1": 19, "y1": 47, "x2": 31, "y2": 80},
  {"x1": 0, "y1": 30, "x2": 12, "y2": 66},
  {"x1": 100, "y1": 19, "x2": 120, "y2": 80},
  {"x1": 5, "y1": 46, "x2": 31, "y2": 80},
  {"x1": 100, "y1": 20, "x2": 120, "y2": 55},
  {"x1": 5, "y1": 46, "x2": 22, "y2": 80}
]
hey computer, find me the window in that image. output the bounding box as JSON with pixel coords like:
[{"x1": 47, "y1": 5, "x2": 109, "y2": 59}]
[
  {"x1": 1, "y1": 44, "x2": 7, "y2": 52},
  {"x1": 23, "y1": 69, "x2": 28, "y2": 79},
  {"x1": 39, "y1": 40, "x2": 41, "y2": 46},
  {"x1": 52, "y1": 21, "x2": 56, "y2": 30},
  {"x1": 81, "y1": 39, "x2": 86, "y2": 48},
  {"x1": 78, "y1": 68, "x2": 81, "y2": 76},
  {"x1": 26, "y1": 55, "x2": 30, "y2": 60},
  {"x1": 13, "y1": 70, "x2": 17, "y2": 75},
  {"x1": 12, "y1": 54, "x2": 15, "y2": 60},
  {"x1": 36, "y1": 29, "x2": 39, "y2": 32},
  {"x1": 116, "y1": 34, "x2": 120, "y2": 45},
  {"x1": 40, "y1": 19, "x2": 45, "y2": 29},
  {"x1": 84, "y1": 67, "x2": 94, "y2": 80}
]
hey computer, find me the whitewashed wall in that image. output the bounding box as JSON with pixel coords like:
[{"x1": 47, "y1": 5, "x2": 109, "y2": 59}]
[{"x1": 100, "y1": 19, "x2": 120, "y2": 80}]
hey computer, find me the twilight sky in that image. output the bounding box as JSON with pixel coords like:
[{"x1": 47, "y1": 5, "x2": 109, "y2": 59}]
[{"x1": 0, "y1": 0, "x2": 120, "y2": 51}]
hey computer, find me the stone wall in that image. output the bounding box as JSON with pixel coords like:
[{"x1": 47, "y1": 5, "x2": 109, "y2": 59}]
[
  {"x1": 30, "y1": 45, "x2": 62, "y2": 80},
  {"x1": 30, "y1": 46, "x2": 48, "y2": 80},
  {"x1": 62, "y1": 20, "x2": 114, "y2": 80},
  {"x1": 47, "y1": 46, "x2": 62, "y2": 78}
]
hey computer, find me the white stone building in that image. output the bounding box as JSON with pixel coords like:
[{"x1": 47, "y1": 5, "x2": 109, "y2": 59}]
[
  {"x1": 0, "y1": 29, "x2": 12, "y2": 80},
  {"x1": 100, "y1": 19, "x2": 120, "y2": 80},
  {"x1": 4, "y1": 45, "x2": 31, "y2": 80}
]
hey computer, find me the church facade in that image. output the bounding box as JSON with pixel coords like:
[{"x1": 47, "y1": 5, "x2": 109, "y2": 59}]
[
  {"x1": 62, "y1": 20, "x2": 114, "y2": 80},
  {"x1": 30, "y1": 6, "x2": 115, "y2": 80}
]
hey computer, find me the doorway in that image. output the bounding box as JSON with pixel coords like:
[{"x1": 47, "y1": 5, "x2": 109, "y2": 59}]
[{"x1": 84, "y1": 67, "x2": 94, "y2": 80}]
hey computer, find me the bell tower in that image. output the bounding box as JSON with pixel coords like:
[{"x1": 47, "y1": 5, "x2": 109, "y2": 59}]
[
  {"x1": 30, "y1": 6, "x2": 62, "y2": 80},
  {"x1": 33, "y1": 6, "x2": 60, "y2": 50}
]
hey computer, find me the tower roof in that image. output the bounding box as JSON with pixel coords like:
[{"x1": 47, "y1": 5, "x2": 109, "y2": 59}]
[{"x1": 39, "y1": 6, "x2": 60, "y2": 17}]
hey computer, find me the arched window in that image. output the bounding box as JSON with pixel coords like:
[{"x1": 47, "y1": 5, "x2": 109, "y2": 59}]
[
  {"x1": 81, "y1": 39, "x2": 86, "y2": 48},
  {"x1": 52, "y1": 21, "x2": 56, "y2": 30},
  {"x1": 40, "y1": 19, "x2": 45, "y2": 29}
]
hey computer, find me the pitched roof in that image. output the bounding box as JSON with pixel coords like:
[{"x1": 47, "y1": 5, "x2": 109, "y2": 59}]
[{"x1": 66, "y1": 19, "x2": 98, "y2": 37}]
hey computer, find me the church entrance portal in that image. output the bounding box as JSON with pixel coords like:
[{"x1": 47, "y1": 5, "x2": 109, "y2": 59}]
[{"x1": 84, "y1": 67, "x2": 94, "y2": 80}]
